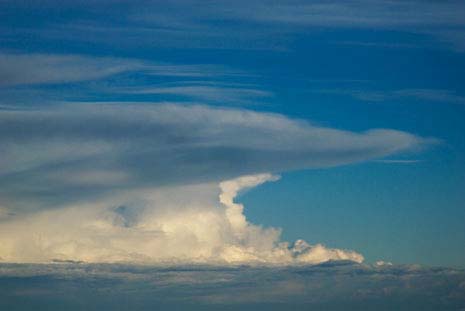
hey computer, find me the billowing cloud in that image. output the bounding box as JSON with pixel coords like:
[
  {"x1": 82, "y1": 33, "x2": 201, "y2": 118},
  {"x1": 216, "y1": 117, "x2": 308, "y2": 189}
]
[{"x1": 0, "y1": 173, "x2": 363, "y2": 264}]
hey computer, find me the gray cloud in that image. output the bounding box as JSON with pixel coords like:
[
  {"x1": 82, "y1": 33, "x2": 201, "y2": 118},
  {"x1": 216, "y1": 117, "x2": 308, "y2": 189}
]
[
  {"x1": 392, "y1": 89, "x2": 465, "y2": 105},
  {"x1": 0, "y1": 53, "x2": 243, "y2": 87},
  {"x1": 231, "y1": 1, "x2": 465, "y2": 28},
  {"x1": 317, "y1": 88, "x2": 465, "y2": 105},
  {"x1": 0, "y1": 262, "x2": 464, "y2": 310},
  {"x1": 0, "y1": 54, "x2": 140, "y2": 86},
  {"x1": 0, "y1": 103, "x2": 432, "y2": 211}
]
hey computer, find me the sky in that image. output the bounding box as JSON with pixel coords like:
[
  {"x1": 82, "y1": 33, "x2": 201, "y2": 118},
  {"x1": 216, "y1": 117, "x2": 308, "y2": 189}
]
[
  {"x1": 0, "y1": 0, "x2": 465, "y2": 310},
  {"x1": 1, "y1": 1, "x2": 465, "y2": 306}
]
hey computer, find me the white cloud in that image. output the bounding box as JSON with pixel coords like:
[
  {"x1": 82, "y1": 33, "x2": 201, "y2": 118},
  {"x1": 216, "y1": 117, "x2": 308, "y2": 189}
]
[
  {"x1": 374, "y1": 260, "x2": 393, "y2": 267},
  {"x1": 292, "y1": 240, "x2": 364, "y2": 264},
  {"x1": 0, "y1": 173, "x2": 363, "y2": 265},
  {"x1": 127, "y1": 85, "x2": 272, "y2": 104}
]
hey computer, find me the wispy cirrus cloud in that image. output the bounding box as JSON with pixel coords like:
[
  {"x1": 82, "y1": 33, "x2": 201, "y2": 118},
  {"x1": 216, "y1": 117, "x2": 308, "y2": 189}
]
[
  {"x1": 123, "y1": 82, "x2": 272, "y2": 104},
  {"x1": 317, "y1": 88, "x2": 465, "y2": 105},
  {"x1": 0, "y1": 53, "x2": 245, "y2": 87},
  {"x1": 129, "y1": 0, "x2": 465, "y2": 51},
  {"x1": 373, "y1": 159, "x2": 422, "y2": 164},
  {"x1": 3, "y1": 1, "x2": 465, "y2": 51}
]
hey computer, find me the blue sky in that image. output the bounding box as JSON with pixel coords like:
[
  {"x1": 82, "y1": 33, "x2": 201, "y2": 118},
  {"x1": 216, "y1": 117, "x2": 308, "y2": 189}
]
[{"x1": 1, "y1": 0, "x2": 465, "y2": 268}]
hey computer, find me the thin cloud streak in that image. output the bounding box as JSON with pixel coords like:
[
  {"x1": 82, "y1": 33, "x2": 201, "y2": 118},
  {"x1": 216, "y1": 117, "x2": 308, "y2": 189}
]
[
  {"x1": 125, "y1": 85, "x2": 272, "y2": 104},
  {"x1": 0, "y1": 53, "x2": 246, "y2": 87},
  {"x1": 315, "y1": 88, "x2": 465, "y2": 105},
  {"x1": 373, "y1": 159, "x2": 422, "y2": 164}
]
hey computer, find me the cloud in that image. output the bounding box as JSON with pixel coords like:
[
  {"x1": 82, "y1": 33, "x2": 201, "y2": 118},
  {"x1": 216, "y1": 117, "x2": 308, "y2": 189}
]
[
  {"x1": 316, "y1": 88, "x2": 465, "y2": 105},
  {"x1": 125, "y1": 84, "x2": 272, "y2": 104},
  {"x1": 0, "y1": 262, "x2": 464, "y2": 310},
  {"x1": 0, "y1": 53, "x2": 242, "y2": 87},
  {"x1": 0, "y1": 173, "x2": 363, "y2": 264},
  {"x1": 0, "y1": 102, "x2": 435, "y2": 265},
  {"x1": 392, "y1": 89, "x2": 465, "y2": 105},
  {"x1": 0, "y1": 53, "x2": 140, "y2": 86},
  {"x1": 5, "y1": 1, "x2": 465, "y2": 51},
  {"x1": 0, "y1": 103, "x2": 431, "y2": 211},
  {"x1": 232, "y1": 1, "x2": 465, "y2": 29},
  {"x1": 129, "y1": 0, "x2": 465, "y2": 51},
  {"x1": 0, "y1": 103, "x2": 431, "y2": 264},
  {"x1": 227, "y1": 0, "x2": 465, "y2": 51},
  {"x1": 373, "y1": 159, "x2": 421, "y2": 164}
]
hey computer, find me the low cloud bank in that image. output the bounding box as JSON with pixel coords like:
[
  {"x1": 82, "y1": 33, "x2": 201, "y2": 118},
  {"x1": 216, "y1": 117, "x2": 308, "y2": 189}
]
[{"x1": 1, "y1": 262, "x2": 464, "y2": 310}]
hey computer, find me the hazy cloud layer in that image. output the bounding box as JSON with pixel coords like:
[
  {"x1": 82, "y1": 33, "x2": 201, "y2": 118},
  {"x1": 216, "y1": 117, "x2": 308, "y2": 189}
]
[
  {"x1": 3, "y1": 0, "x2": 464, "y2": 51},
  {"x1": 130, "y1": 0, "x2": 465, "y2": 51},
  {"x1": 0, "y1": 103, "x2": 430, "y2": 211},
  {"x1": 0, "y1": 262, "x2": 464, "y2": 310}
]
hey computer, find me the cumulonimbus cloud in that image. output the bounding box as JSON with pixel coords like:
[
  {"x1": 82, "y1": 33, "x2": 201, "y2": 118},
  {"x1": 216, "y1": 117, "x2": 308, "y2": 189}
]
[
  {"x1": 0, "y1": 173, "x2": 363, "y2": 264},
  {"x1": 0, "y1": 103, "x2": 433, "y2": 264}
]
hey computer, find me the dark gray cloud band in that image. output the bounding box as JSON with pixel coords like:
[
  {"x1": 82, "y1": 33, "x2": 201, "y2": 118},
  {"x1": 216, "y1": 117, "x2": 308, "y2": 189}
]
[{"x1": 0, "y1": 103, "x2": 432, "y2": 212}]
